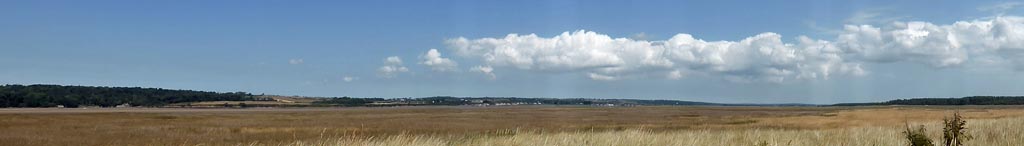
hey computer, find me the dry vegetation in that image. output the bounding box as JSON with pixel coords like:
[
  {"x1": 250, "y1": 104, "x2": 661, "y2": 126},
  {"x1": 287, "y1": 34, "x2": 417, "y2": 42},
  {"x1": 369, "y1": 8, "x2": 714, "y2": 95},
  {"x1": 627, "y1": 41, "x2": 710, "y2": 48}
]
[
  {"x1": 1, "y1": 106, "x2": 1024, "y2": 145},
  {"x1": 287, "y1": 117, "x2": 1024, "y2": 146}
]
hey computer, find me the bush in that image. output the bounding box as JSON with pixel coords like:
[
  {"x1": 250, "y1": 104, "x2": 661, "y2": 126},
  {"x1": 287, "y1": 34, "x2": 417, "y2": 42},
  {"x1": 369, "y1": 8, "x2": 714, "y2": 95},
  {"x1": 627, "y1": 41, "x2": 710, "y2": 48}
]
[
  {"x1": 942, "y1": 112, "x2": 972, "y2": 146},
  {"x1": 903, "y1": 125, "x2": 934, "y2": 146},
  {"x1": 902, "y1": 112, "x2": 973, "y2": 146}
]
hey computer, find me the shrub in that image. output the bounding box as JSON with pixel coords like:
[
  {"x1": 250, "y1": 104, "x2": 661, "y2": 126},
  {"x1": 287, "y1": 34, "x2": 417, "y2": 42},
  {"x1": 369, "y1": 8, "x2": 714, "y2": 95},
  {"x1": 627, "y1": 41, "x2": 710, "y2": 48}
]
[
  {"x1": 903, "y1": 125, "x2": 934, "y2": 146},
  {"x1": 902, "y1": 112, "x2": 973, "y2": 146},
  {"x1": 942, "y1": 112, "x2": 972, "y2": 146}
]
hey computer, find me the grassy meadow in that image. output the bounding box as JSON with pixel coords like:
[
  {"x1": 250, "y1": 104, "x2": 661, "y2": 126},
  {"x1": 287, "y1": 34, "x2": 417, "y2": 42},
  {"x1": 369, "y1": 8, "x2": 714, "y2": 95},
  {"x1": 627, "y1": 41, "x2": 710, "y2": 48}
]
[
  {"x1": 285, "y1": 117, "x2": 1024, "y2": 146},
  {"x1": 2, "y1": 106, "x2": 1024, "y2": 145}
]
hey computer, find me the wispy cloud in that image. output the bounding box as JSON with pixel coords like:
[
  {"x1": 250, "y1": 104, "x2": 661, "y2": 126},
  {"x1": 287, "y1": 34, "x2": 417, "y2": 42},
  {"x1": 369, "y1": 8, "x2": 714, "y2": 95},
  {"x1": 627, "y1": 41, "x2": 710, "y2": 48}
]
[
  {"x1": 979, "y1": 2, "x2": 1023, "y2": 15},
  {"x1": 288, "y1": 59, "x2": 304, "y2": 65},
  {"x1": 629, "y1": 32, "x2": 650, "y2": 40},
  {"x1": 843, "y1": 8, "x2": 907, "y2": 25},
  {"x1": 804, "y1": 20, "x2": 842, "y2": 35},
  {"x1": 343, "y1": 76, "x2": 357, "y2": 82},
  {"x1": 470, "y1": 66, "x2": 496, "y2": 80}
]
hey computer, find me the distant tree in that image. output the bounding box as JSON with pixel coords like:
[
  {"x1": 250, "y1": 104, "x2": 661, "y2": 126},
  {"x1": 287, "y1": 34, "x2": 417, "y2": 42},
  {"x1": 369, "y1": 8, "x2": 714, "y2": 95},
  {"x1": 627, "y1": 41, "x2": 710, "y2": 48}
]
[
  {"x1": 835, "y1": 96, "x2": 1024, "y2": 106},
  {"x1": 313, "y1": 97, "x2": 373, "y2": 106}
]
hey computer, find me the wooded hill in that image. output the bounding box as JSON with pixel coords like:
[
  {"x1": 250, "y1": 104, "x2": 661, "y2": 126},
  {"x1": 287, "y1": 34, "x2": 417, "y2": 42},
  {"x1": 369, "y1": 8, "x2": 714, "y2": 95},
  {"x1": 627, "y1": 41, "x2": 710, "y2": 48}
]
[
  {"x1": 13, "y1": 84, "x2": 1021, "y2": 108},
  {"x1": 0, "y1": 84, "x2": 255, "y2": 108},
  {"x1": 833, "y1": 96, "x2": 1024, "y2": 106}
]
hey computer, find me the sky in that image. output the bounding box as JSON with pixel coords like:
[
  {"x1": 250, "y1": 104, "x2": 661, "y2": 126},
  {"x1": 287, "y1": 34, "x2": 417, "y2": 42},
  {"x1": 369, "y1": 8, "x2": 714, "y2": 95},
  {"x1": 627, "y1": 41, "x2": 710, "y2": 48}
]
[{"x1": 3, "y1": 0, "x2": 1024, "y2": 104}]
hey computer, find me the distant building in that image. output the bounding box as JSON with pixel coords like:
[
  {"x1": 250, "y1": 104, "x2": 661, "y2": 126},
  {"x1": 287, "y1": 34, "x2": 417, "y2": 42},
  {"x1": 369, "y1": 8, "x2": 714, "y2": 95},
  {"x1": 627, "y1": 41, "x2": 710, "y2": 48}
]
[
  {"x1": 470, "y1": 99, "x2": 485, "y2": 104},
  {"x1": 273, "y1": 98, "x2": 296, "y2": 103}
]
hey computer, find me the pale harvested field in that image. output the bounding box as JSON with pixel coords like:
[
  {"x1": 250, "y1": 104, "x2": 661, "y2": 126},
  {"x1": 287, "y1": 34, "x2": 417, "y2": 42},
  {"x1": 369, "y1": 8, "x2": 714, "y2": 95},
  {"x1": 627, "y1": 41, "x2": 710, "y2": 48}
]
[{"x1": 1, "y1": 106, "x2": 1023, "y2": 146}]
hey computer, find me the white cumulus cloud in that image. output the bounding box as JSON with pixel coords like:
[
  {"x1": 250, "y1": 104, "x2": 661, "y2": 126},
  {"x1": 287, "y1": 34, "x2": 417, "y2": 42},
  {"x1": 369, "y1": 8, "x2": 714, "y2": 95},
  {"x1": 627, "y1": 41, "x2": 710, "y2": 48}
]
[
  {"x1": 431, "y1": 15, "x2": 1024, "y2": 82},
  {"x1": 447, "y1": 30, "x2": 863, "y2": 82},
  {"x1": 837, "y1": 16, "x2": 1024, "y2": 69},
  {"x1": 419, "y1": 49, "x2": 458, "y2": 72},
  {"x1": 836, "y1": 22, "x2": 967, "y2": 67},
  {"x1": 377, "y1": 56, "x2": 409, "y2": 78}
]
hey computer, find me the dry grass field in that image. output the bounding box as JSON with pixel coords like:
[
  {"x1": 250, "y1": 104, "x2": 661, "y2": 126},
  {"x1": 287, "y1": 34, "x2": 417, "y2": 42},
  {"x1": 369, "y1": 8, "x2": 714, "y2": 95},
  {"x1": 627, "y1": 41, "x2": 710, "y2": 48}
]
[
  {"x1": 291, "y1": 117, "x2": 1024, "y2": 146},
  {"x1": 2, "y1": 106, "x2": 1024, "y2": 145}
]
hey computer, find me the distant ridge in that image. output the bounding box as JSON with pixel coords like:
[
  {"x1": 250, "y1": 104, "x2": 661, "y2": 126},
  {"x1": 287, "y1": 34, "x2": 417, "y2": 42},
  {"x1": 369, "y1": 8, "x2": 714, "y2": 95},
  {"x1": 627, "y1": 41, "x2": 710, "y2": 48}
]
[
  {"x1": 0, "y1": 84, "x2": 255, "y2": 108},
  {"x1": 1, "y1": 84, "x2": 827, "y2": 108},
  {"x1": 833, "y1": 96, "x2": 1024, "y2": 106}
]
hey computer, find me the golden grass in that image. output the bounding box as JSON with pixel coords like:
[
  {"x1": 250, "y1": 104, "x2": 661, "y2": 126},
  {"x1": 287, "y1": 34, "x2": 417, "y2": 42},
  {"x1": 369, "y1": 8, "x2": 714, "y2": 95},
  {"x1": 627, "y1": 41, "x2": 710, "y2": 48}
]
[
  {"x1": 284, "y1": 117, "x2": 1024, "y2": 146},
  {"x1": 1, "y1": 106, "x2": 1024, "y2": 145}
]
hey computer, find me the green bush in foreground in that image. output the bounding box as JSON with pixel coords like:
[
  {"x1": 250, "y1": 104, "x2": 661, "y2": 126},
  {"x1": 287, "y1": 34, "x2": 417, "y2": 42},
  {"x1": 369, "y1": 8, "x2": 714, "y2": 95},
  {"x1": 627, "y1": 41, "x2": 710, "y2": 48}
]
[
  {"x1": 903, "y1": 125, "x2": 934, "y2": 146},
  {"x1": 942, "y1": 112, "x2": 972, "y2": 146},
  {"x1": 904, "y1": 112, "x2": 972, "y2": 146}
]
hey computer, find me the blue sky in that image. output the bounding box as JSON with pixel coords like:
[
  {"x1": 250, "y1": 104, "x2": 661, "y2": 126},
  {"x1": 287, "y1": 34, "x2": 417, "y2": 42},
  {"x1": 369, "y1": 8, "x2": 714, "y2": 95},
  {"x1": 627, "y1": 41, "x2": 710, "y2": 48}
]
[{"x1": 3, "y1": 0, "x2": 1024, "y2": 104}]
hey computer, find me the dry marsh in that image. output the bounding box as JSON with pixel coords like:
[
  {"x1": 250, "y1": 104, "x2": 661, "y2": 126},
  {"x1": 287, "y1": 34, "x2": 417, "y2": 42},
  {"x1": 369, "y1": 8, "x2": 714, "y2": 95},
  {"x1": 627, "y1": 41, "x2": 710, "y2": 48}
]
[
  {"x1": 285, "y1": 117, "x2": 1024, "y2": 146},
  {"x1": 1, "y1": 106, "x2": 1023, "y2": 145}
]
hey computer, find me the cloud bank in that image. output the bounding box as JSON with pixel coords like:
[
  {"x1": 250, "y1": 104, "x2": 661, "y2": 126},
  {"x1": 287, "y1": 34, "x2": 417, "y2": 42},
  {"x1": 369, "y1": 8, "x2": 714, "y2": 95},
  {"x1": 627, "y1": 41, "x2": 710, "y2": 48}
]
[
  {"x1": 445, "y1": 30, "x2": 866, "y2": 82},
  {"x1": 386, "y1": 15, "x2": 1024, "y2": 82}
]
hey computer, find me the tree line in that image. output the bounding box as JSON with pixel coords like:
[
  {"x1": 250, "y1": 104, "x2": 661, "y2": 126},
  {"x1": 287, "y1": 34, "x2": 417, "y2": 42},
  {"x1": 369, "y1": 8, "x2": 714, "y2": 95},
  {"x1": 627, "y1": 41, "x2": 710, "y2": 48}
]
[
  {"x1": 0, "y1": 84, "x2": 255, "y2": 108},
  {"x1": 312, "y1": 97, "x2": 382, "y2": 106},
  {"x1": 312, "y1": 96, "x2": 722, "y2": 106},
  {"x1": 833, "y1": 96, "x2": 1024, "y2": 106}
]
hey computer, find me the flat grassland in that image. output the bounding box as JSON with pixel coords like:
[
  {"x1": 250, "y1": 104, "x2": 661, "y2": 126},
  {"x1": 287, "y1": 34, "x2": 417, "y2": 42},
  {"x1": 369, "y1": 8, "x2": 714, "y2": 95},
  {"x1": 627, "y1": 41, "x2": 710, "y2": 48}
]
[{"x1": 2, "y1": 106, "x2": 1024, "y2": 146}]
